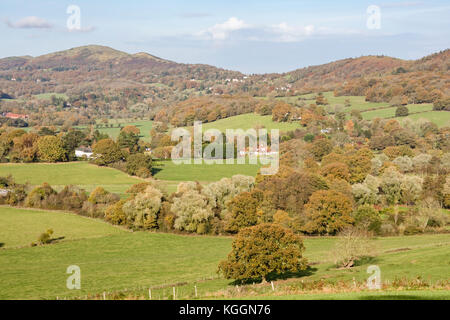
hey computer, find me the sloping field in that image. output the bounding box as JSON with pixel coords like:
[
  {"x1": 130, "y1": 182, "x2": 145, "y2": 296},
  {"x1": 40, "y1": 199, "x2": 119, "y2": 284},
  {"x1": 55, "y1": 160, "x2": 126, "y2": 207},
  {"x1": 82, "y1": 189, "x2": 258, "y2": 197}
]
[
  {"x1": 0, "y1": 206, "x2": 126, "y2": 248},
  {"x1": 0, "y1": 162, "x2": 143, "y2": 196}
]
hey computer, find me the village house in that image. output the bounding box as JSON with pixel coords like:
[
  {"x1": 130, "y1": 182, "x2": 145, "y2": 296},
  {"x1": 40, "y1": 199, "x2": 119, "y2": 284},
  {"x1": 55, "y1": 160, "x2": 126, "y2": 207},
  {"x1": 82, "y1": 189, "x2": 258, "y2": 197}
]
[
  {"x1": 239, "y1": 146, "x2": 278, "y2": 157},
  {"x1": 3, "y1": 112, "x2": 29, "y2": 120},
  {"x1": 75, "y1": 146, "x2": 94, "y2": 159}
]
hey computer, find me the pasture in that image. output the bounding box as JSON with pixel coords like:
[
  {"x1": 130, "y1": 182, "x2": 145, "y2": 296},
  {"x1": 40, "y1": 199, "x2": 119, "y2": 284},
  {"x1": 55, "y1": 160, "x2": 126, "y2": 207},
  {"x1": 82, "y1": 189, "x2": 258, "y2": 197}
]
[
  {"x1": 395, "y1": 111, "x2": 450, "y2": 128},
  {"x1": 277, "y1": 92, "x2": 448, "y2": 127},
  {"x1": 0, "y1": 162, "x2": 142, "y2": 196},
  {"x1": 0, "y1": 206, "x2": 126, "y2": 248},
  {"x1": 93, "y1": 119, "x2": 153, "y2": 140},
  {"x1": 0, "y1": 160, "x2": 261, "y2": 197},
  {"x1": 152, "y1": 160, "x2": 261, "y2": 182},
  {"x1": 1, "y1": 211, "x2": 448, "y2": 300},
  {"x1": 185, "y1": 114, "x2": 301, "y2": 132}
]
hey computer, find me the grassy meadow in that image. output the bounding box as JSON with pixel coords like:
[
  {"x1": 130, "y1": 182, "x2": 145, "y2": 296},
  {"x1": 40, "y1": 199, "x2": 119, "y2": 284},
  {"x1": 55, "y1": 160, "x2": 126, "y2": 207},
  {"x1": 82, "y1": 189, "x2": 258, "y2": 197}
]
[
  {"x1": 0, "y1": 206, "x2": 126, "y2": 248},
  {"x1": 152, "y1": 160, "x2": 261, "y2": 182},
  {"x1": 0, "y1": 162, "x2": 142, "y2": 196},
  {"x1": 93, "y1": 119, "x2": 154, "y2": 141},
  {"x1": 0, "y1": 207, "x2": 448, "y2": 300},
  {"x1": 194, "y1": 114, "x2": 301, "y2": 132},
  {"x1": 276, "y1": 91, "x2": 449, "y2": 127}
]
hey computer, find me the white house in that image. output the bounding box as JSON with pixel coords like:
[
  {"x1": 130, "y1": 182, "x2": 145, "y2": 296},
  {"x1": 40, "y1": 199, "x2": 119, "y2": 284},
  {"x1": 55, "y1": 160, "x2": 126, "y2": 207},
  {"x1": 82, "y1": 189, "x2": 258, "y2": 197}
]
[{"x1": 75, "y1": 147, "x2": 93, "y2": 159}]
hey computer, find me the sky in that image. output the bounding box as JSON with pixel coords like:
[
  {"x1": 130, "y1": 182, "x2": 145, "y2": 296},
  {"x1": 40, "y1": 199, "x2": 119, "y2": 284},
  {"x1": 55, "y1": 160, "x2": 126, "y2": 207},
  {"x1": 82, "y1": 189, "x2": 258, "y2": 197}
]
[{"x1": 1, "y1": 0, "x2": 449, "y2": 74}]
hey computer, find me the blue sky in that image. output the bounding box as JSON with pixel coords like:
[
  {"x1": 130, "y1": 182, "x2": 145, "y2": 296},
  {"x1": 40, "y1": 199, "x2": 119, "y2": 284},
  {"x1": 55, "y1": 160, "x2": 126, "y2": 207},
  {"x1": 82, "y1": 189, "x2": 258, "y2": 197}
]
[{"x1": 1, "y1": 0, "x2": 449, "y2": 73}]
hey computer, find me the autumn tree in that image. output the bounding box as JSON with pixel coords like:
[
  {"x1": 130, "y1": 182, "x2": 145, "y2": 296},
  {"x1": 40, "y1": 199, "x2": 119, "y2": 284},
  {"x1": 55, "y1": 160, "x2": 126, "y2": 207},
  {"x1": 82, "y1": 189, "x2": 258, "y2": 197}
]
[
  {"x1": 92, "y1": 138, "x2": 123, "y2": 165},
  {"x1": 225, "y1": 192, "x2": 260, "y2": 233},
  {"x1": 123, "y1": 186, "x2": 163, "y2": 230},
  {"x1": 218, "y1": 224, "x2": 308, "y2": 283},
  {"x1": 310, "y1": 138, "x2": 332, "y2": 161},
  {"x1": 37, "y1": 135, "x2": 66, "y2": 162},
  {"x1": 126, "y1": 153, "x2": 152, "y2": 178},
  {"x1": 271, "y1": 102, "x2": 292, "y2": 122},
  {"x1": 302, "y1": 190, "x2": 354, "y2": 235}
]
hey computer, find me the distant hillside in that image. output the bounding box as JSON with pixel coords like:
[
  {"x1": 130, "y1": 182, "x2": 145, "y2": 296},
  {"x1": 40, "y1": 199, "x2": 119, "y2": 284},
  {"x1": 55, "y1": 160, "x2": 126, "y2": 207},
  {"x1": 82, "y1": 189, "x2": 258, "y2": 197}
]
[
  {"x1": 0, "y1": 46, "x2": 448, "y2": 124},
  {"x1": 0, "y1": 45, "x2": 243, "y2": 98},
  {"x1": 284, "y1": 55, "x2": 407, "y2": 90}
]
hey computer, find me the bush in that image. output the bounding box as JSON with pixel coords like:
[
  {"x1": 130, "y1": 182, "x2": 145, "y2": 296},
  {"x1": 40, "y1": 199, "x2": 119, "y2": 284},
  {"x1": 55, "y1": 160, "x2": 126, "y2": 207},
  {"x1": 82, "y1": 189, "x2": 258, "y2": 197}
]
[
  {"x1": 126, "y1": 153, "x2": 152, "y2": 177},
  {"x1": 352, "y1": 205, "x2": 382, "y2": 234},
  {"x1": 395, "y1": 106, "x2": 409, "y2": 117},
  {"x1": 37, "y1": 229, "x2": 54, "y2": 245},
  {"x1": 329, "y1": 228, "x2": 377, "y2": 268},
  {"x1": 92, "y1": 139, "x2": 123, "y2": 166},
  {"x1": 105, "y1": 199, "x2": 127, "y2": 225},
  {"x1": 25, "y1": 183, "x2": 57, "y2": 208},
  {"x1": 123, "y1": 186, "x2": 163, "y2": 230},
  {"x1": 56, "y1": 185, "x2": 88, "y2": 211},
  {"x1": 218, "y1": 224, "x2": 308, "y2": 283}
]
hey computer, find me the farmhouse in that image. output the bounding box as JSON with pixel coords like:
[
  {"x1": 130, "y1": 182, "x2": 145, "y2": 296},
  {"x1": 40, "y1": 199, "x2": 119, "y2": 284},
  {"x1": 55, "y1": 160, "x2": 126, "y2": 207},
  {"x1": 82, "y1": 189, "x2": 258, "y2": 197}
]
[
  {"x1": 3, "y1": 112, "x2": 29, "y2": 120},
  {"x1": 75, "y1": 147, "x2": 94, "y2": 159},
  {"x1": 239, "y1": 146, "x2": 278, "y2": 156}
]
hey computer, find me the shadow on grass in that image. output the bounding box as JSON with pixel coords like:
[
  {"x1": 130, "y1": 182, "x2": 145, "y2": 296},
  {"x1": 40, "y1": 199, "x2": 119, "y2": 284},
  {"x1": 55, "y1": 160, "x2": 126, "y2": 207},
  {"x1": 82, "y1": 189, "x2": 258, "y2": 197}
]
[
  {"x1": 151, "y1": 167, "x2": 163, "y2": 175},
  {"x1": 229, "y1": 266, "x2": 318, "y2": 285},
  {"x1": 0, "y1": 243, "x2": 4, "y2": 248},
  {"x1": 354, "y1": 256, "x2": 380, "y2": 267},
  {"x1": 48, "y1": 236, "x2": 65, "y2": 244}
]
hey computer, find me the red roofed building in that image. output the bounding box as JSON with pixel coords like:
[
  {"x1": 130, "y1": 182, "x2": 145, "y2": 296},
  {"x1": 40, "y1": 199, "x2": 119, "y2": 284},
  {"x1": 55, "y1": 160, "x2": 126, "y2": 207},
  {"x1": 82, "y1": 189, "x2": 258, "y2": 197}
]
[{"x1": 4, "y1": 113, "x2": 29, "y2": 120}]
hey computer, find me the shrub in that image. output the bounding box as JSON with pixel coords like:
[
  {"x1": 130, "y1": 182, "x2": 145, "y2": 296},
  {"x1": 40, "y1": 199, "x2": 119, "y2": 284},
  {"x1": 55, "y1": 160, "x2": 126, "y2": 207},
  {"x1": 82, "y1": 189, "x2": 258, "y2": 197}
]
[
  {"x1": 84, "y1": 187, "x2": 120, "y2": 218},
  {"x1": 352, "y1": 205, "x2": 382, "y2": 234},
  {"x1": 105, "y1": 199, "x2": 127, "y2": 225},
  {"x1": 92, "y1": 139, "x2": 123, "y2": 165},
  {"x1": 218, "y1": 224, "x2": 308, "y2": 283},
  {"x1": 395, "y1": 106, "x2": 409, "y2": 117},
  {"x1": 56, "y1": 185, "x2": 88, "y2": 211},
  {"x1": 123, "y1": 186, "x2": 163, "y2": 230},
  {"x1": 25, "y1": 183, "x2": 57, "y2": 208},
  {"x1": 172, "y1": 189, "x2": 212, "y2": 233},
  {"x1": 37, "y1": 229, "x2": 54, "y2": 245},
  {"x1": 126, "y1": 153, "x2": 152, "y2": 177},
  {"x1": 329, "y1": 228, "x2": 377, "y2": 268}
]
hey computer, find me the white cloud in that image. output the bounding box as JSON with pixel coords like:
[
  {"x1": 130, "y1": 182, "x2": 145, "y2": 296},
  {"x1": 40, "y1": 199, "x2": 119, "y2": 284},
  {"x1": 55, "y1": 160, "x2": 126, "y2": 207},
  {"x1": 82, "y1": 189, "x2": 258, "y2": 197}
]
[
  {"x1": 197, "y1": 17, "x2": 362, "y2": 43},
  {"x1": 270, "y1": 23, "x2": 315, "y2": 42},
  {"x1": 6, "y1": 16, "x2": 52, "y2": 29},
  {"x1": 202, "y1": 17, "x2": 249, "y2": 40}
]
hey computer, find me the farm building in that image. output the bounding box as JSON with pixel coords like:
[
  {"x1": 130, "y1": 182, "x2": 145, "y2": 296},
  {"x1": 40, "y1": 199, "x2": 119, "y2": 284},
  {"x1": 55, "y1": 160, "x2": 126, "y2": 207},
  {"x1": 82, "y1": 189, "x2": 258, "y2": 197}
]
[{"x1": 75, "y1": 147, "x2": 94, "y2": 159}]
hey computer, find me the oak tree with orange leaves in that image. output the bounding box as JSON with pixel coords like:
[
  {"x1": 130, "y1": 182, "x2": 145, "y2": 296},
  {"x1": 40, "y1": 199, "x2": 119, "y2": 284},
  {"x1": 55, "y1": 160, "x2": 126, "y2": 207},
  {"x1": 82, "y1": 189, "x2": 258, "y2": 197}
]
[{"x1": 218, "y1": 224, "x2": 308, "y2": 283}]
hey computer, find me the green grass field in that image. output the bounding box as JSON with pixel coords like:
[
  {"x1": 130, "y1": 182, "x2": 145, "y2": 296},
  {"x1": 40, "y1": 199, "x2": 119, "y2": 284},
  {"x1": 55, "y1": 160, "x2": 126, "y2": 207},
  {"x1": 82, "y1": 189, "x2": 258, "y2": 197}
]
[
  {"x1": 0, "y1": 160, "x2": 261, "y2": 197},
  {"x1": 361, "y1": 104, "x2": 434, "y2": 120},
  {"x1": 0, "y1": 207, "x2": 448, "y2": 300},
  {"x1": 93, "y1": 119, "x2": 153, "y2": 140},
  {"x1": 395, "y1": 111, "x2": 450, "y2": 128},
  {"x1": 152, "y1": 160, "x2": 261, "y2": 182},
  {"x1": 0, "y1": 206, "x2": 126, "y2": 248},
  {"x1": 278, "y1": 92, "x2": 389, "y2": 113},
  {"x1": 185, "y1": 114, "x2": 300, "y2": 132},
  {"x1": 0, "y1": 162, "x2": 142, "y2": 196},
  {"x1": 276, "y1": 92, "x2": 449, "y2": 127},
  {"x1": 34, "y1": 93, "x2": 69, "y2": 100}
]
